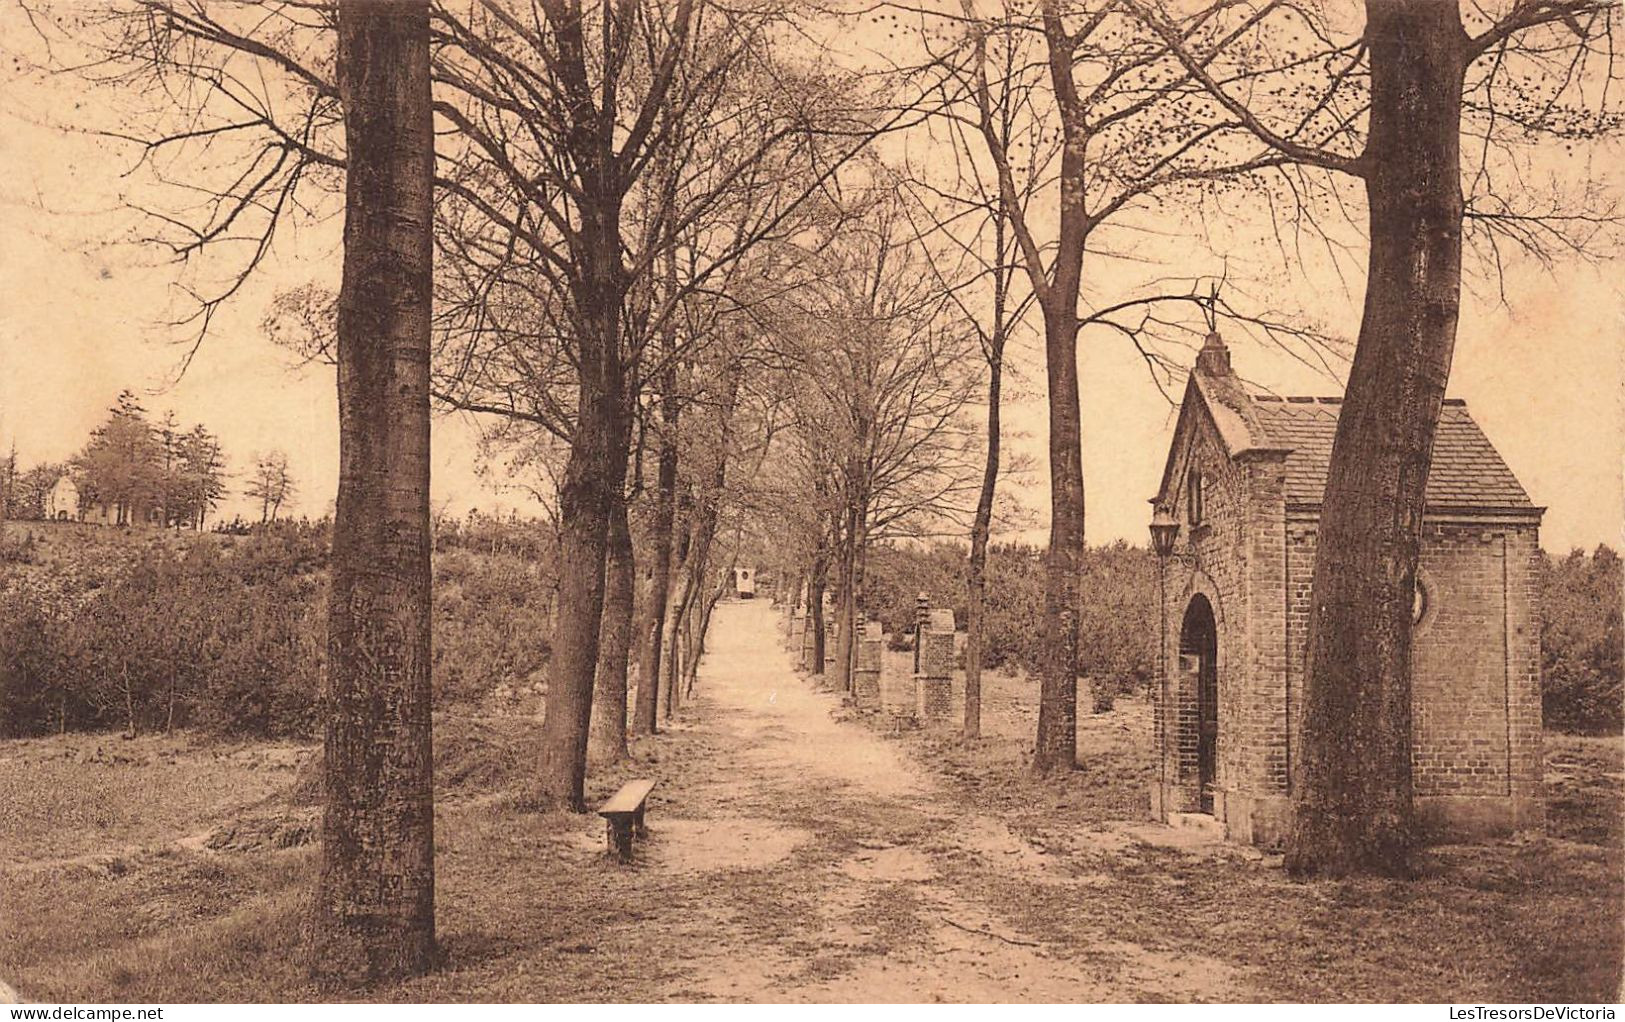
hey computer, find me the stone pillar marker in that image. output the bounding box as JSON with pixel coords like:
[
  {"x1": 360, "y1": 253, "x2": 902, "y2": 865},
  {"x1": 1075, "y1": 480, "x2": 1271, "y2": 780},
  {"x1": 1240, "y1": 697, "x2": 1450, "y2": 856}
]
[
  {"x1": 912, "y1": 592, "x2": 929, "y2": 674},
  {"x1": 787, "y1": 603, "x2": 805, "y2": 653},
  {"x1": 800, "y1": 606, "x2": 817, "y2": 671},
  {"x1": 853, "y1": 619, "x2": 884, "y2": 710},
  {"x1": 782, "y1": 585, "x2": 798, "y2": 640},
  {"x1": 823, "y1": 592, "x2": 837, "y2": 672},
  {"x1": 915, "y1": 607, "x2": 955, "y2": 724}
]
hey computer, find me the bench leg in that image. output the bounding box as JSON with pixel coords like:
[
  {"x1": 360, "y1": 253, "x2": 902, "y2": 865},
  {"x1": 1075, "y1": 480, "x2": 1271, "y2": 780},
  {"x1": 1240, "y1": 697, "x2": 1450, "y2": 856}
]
[
  {"x1": 606, "y1": 817, "x2": 634, "y2": 862},
  {"x1": 633, "y1": 804, "x2": 647, "y2": 838}
]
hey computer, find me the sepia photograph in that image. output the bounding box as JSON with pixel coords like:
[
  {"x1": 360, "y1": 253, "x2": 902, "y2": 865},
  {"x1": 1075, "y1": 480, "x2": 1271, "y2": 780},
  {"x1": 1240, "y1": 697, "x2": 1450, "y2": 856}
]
[{"x1": 0, "y1": 0, "x2": 1620, "y2": 1007}]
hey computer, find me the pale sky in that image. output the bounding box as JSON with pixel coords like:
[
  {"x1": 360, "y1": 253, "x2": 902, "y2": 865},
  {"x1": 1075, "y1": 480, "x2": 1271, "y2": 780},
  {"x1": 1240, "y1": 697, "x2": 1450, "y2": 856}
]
[{"x1": 1, "y1": 8, "x2": 1620, "y2": 552}]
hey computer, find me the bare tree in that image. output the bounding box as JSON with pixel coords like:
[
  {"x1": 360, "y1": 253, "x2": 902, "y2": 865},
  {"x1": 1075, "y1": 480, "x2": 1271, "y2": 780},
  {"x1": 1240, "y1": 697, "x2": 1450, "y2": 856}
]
[
  {"x1": 901, "y1": 19, "x2": 1043, "y2": 737},
  {"x1": 245, "y1": 450, "x2": 297, "y2": 523},
  {"x1": 632, "y1": 339, "x2": 680, "y2": 736},
  {"x1": 1132, "y1": 0, "x2": 1621, "y2": 874},
  {"x1": 766, "y1": 190, "x2": 984, "y2": 690},
  {"x1": 313, "y1": 0, "x2": 436, "y2": 985},
  {"x1": 898, "y1": 0, "x2": 1339, "y2": 771},
  {"x1": 418, "y1": 5, "x2": 901, "y2": 808}
]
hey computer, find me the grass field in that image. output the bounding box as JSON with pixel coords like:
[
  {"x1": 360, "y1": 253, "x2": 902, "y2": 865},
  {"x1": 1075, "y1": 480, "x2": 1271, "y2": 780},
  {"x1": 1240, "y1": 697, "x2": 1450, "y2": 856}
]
[{"x1": 884, "y1": 669, "x2": 1624, "y2": 1002}]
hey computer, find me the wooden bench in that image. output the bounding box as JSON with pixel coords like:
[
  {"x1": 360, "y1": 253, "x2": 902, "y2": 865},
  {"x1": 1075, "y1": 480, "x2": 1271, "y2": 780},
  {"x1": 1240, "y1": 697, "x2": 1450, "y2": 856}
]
[{"x1": 597, "y1": 779, "x2": 656, "y2": 861}]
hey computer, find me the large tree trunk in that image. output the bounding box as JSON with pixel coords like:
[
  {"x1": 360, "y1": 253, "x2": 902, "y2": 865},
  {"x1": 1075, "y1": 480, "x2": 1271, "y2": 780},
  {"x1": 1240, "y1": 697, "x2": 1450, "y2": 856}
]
[
  {"x1": 1033, "y1": 301, "x2": 1084, "y2": 772},
  {"x1": 965, "y1": 344, "x2": 1003, "y2": 740},
  {"x1": 807, "y1": 546, "x2": 828, "y2": 675},
  {"x1": 1287, "y1": 0, "x2": 1468, "y2": 877},
  {"x1": 1029, "y1": 1, "x2": 1087, "y2": 774},
  {"x1": 669, "y1": 573, "x2": 699, "y2": 706},
  {"x1": 313, "y1": 0, "x2": 436, "y2": 985},
  {"x1": 685, "y1": 556, "x2": 732, "y2": 697},
  {"x1": 838, "y1": 507, "x2": 871, "y2": 692},
  {"x1": 533, "y1": 0, "x2": 641, "y2": 812},
  {"x1": 665, "y1": 423, "x2": 728, "y2": 709},
  {"x1": 538, "y1": 216, "x2": 629, "y2": 810},
  {"x1": 632, "y1": 397, "x2": 677, "y2": 736},
  {"x1": 658, "y1": 486, "x2": 694, "y2": 718},
  {"x1": 589, "y1": 491, "x2": 634, "y2": 765},
  {"x1": 831, "y1": 521, "x2": 856, "y2": 691},
  {"x1": 539, "y1": 374, "x2": 624, "y2": 810},
  {"x1": 661, "y1": 552, "x2": 698, "y2": 719},
  {"x1": 677, "y1": 516, "x2": 716, "y2": 682}
]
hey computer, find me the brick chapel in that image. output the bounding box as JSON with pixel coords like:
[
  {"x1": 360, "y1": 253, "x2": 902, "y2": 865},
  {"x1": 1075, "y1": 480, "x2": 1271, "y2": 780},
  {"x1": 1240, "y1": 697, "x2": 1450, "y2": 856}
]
[{"x1": 1148, "y1": 332, "x2": 1544, "y2": 847}]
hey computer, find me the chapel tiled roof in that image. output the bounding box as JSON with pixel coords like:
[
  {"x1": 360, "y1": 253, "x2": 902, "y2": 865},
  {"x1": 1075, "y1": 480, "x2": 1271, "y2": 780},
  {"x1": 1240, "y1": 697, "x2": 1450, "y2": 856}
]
[{"x1": 1246, "y1": 394, "x2": 1537, "y2": 511}]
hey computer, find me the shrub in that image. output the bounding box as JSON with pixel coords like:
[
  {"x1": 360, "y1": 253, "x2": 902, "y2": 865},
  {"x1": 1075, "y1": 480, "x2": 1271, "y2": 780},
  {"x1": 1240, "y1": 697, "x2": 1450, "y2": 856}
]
[
  {"x1": 433, "y1": 548, "x2": 554, "y2": 707},
  {"x1": 1541, "y1": 545, "x2": 1623, "y2": 735},
  {"x1": 860, "y1": 538, "x2": 1157, "y2": 698},
  {"x1": 0, "y1": 528, "x2": 328, "y2": 739},
  {"x1": 862, "y1": 542, "x2": 967, "y2": 649},
  {"x1": 0, "y1": 518, "x2": 559, "y2": 738},
  {"x1": 0, "y1": 530, "x2": 40, "y2": 564}
]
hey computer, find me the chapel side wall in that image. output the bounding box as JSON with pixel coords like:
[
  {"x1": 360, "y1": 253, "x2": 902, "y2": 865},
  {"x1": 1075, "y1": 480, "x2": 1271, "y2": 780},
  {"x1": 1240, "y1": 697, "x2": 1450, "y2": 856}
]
[
  {"x1": 1283, "y1": 516, "x2": 1543, "y2": 836},
  {"x1": 1285, "y1": 517, "x2": 1316, "y2": 794},
  {"x1": 1413, "y1": 523, "x2": 1510, "y2": 798},
  {"x1": 1504, "y1": 524, "x2": 1543, "y2": 821}
]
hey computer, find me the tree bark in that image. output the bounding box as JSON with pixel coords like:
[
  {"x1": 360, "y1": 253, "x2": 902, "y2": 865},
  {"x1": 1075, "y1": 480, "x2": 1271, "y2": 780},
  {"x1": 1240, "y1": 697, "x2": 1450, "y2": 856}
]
[
  {"x1": 965, "y1": 189, "x2": 1011, "y2": 741},
  {"x1": 1287, "y1": 0, "x2": 1468, "y2": 877},
  {"x1": 664, "y1": 418, "x2": 729, "y2": 709},
  {"x1": 314, "y1": 0, "x2": 436, "y2": 985},
  {"x1": 839, "y1": 507, "x2": 872, "y2": 691},
  {"x1": 1019, "y1": 1, "x2": 1086, "y2": 774},
  {"x1": 658, "y1": 485, "x2": 694, "y2": 718},
  {"x1": 540, "y1": 373, "x2": 625, "y2": 809},
  {"x1": 832, "y1": 521, "x2": 856, "y2": 691},
  {"x1": 589, "y1": 491, "x2": 634, "y2": 765},
  {"x1": 685, "y1": 557, "x2": 732, "y2": 696},
  {"x1": 965, "y1": 341, "x2": 1003, "y2": 740},
  {"x1": 661, "y1": 553, "x2": 698, "y2": 719},
  {"x1": 533, "y1": 0, "x2": 642, "y2": 812},
  {"x1": 632, "y1": 392, "x2": 677, "y2": 736},
  {"x1": 677, "y1": 523, "x2": 715, "y2": 689},
  {"x1": 807, "y1": 544, "x2": 828, "y2": 675},
  {"x1": 1033, "y1": 278, "x2": 1085, "y2": 772}
]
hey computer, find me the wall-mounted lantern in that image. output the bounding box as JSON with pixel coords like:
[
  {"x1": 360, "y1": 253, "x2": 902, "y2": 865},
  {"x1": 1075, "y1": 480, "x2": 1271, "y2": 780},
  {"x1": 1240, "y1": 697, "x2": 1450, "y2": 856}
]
[{"x1": 1150, "y1": 506, "x2": 1181, "y2": 559}]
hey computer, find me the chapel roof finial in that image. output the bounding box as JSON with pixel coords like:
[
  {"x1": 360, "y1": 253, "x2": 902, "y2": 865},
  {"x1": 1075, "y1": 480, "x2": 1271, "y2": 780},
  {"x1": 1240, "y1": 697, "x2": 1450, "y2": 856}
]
[{"x1": 1196, "y1": 328, "x2": 1231, "y2": 377}]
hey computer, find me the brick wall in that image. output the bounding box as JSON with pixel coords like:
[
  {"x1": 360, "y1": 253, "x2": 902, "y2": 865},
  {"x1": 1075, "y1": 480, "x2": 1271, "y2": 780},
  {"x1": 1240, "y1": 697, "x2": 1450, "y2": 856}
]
[
  {"x1": 1285, "y1": 518, "x2": 1314, "y2": 785},
  {"x1": 1242, "y1": 454, "x2": 1290, "y2": 795},
  {"x1": 853, "y1": 622, "x2": 883, "y2": 709},
  {"x1": 915, "y1": 626, "x2": 954, "y2": 722},
  {"x1": 1285, "y1": 517, "x2": 1542, "y2": 802},
  {"x1": 1504, "y1": 526, "x2": 1544, "y2": 810}
]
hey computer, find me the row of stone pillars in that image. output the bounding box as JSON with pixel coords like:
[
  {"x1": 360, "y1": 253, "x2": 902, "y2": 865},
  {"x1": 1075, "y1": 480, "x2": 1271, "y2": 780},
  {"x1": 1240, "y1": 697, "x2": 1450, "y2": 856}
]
[{"x1": 783, "y1": 593, "x2": 958, "y2": 725}]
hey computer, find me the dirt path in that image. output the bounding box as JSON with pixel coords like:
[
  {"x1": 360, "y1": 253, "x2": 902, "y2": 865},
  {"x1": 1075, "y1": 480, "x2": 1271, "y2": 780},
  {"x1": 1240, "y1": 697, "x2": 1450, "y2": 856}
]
[{"x1": 631, "y1": 600, "x2": 1243, "y2": 1002}]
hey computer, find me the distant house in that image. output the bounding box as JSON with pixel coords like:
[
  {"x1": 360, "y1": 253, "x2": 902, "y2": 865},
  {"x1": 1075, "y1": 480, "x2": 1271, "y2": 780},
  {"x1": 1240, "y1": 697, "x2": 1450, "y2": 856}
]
[
  {"x1": 45, "y1": 475, "x2": 80, "y2": 521},
  {"x1": 80, "y1": 499, "x2": 163, "y2": 527},
  {"x1": 81, "y1": 500, "x2": 117, "y2": 526},
  {"x1": 733, "y1": 566, "x2": 756, "y2": 599},
  {"x1": 1148, "y1": 331, "x2": 1543, "y2": 846},
  {"x1": 52, "y1": 476, "x2": 162, "y2": 527}
]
